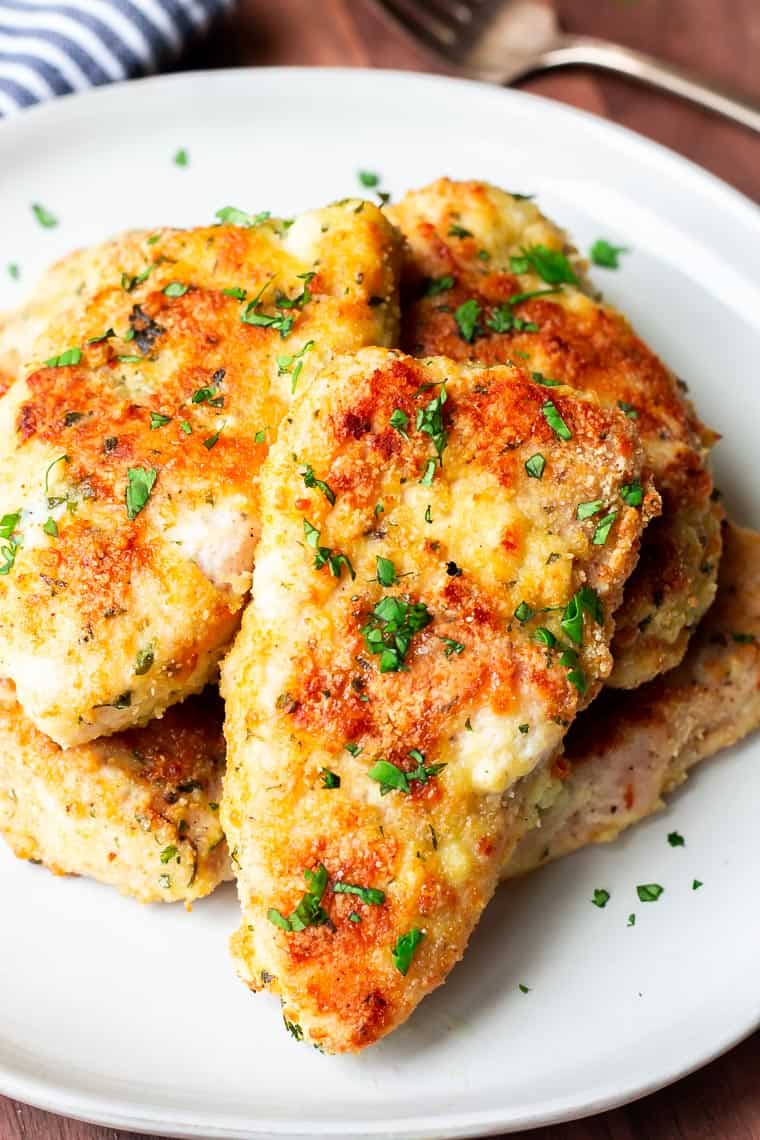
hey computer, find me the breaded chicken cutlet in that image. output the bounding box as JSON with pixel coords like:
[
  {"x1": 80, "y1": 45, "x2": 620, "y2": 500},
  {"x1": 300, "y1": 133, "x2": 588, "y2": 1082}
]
[
  {"x1": 0, "y1": 203, "x2": 402, "y2": 746},
  {"x1": 221, "y1": 347, "x2": 658, "y2": 1053},
  {"x1": 505, "y1": 520, "x2": 760, "y2": 875},
  {"x1": 387, "y1": 179, "x2": 722, "y2": 689},
  {"x1": 0, "y1": 684, "x2": 228, "y2": 903},
  {"x1": 6, "y1": 523, "x2": 755, "y2": 906}
]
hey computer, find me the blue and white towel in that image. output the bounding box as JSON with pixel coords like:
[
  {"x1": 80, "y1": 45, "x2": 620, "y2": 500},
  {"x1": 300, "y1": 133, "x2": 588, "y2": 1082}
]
[{"x1": 0, "y1": 0, "x2": 234, "y2": 117}]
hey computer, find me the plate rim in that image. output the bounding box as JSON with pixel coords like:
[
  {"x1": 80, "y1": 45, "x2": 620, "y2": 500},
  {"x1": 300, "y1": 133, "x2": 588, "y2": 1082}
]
[{"x1": 1, "y1": 64, "x2": 758, "y2": 1140}]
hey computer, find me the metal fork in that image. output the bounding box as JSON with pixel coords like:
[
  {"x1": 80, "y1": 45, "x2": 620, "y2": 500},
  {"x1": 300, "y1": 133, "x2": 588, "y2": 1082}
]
[{"x1": 376, "y1": 0, "x2": 760, "y2": 134}]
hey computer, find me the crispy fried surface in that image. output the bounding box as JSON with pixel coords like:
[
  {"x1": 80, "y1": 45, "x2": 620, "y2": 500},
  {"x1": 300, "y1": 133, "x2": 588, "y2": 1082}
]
[
  {"x1": 221, "y1": 346, "x2": 657, "y2": 1052},
  {"x1": 387, "y1": 179, "x2": 722, "y2": 688},
  {"x1": 0, "y1": 204, "x2": 401, "y2": 746},
  {"x1": 0, "y1": 685, "x2": 229, "y2": 902},
  {"x1": 505, "y1": 521, "x2": 760, "y2": 876}
]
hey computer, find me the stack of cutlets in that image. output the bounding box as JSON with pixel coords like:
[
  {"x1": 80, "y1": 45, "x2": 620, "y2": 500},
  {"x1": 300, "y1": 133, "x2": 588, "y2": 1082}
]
[{"x1": 1, "y1": 180, "x2": 756, "y2": 1051}]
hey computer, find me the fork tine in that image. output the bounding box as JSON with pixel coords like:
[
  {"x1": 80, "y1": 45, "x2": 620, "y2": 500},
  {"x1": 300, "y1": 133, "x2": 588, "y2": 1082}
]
[
  {"x1": 377, "y1": 0, "x2": 460, "y2": 57},
  {"x1": 427, "y1": 0, "x2": 474, "y2": 25}
]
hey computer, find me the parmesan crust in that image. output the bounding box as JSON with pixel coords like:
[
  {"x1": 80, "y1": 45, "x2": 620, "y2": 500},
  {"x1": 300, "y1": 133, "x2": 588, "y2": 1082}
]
[
  {"x1": 387, "y1": 179, "x2": 722, "y2": 688},
  {"x1": 221, "y1": 347, "x2": 657, "y2": 1052},
  {"x1": 0, "y1": 204, "x2": 402, "y2": 746}
]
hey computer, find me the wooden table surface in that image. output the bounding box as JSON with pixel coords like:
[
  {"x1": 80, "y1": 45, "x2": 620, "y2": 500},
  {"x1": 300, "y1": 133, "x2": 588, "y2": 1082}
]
[{"x1": 3, "y1": 2, "x2": 759, "y2": 1138}]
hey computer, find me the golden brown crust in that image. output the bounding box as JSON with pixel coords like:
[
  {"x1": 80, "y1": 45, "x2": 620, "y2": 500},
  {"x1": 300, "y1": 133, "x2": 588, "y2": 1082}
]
[
  {"x1": 387, "y1": 179, "x2": 721, "y2": 688},
  {"x1": 505, "y1": 521, "x2": 760, "y2": 875},
  {"x1": 0, "y1": 205, "x2": 402, "y2": 745},
  {"x1": 221, "y1": 347, "x2": 657, "y2": 1053},
  {"x1": 0, "y1": 686, "x2": 229, "y2": 902}
]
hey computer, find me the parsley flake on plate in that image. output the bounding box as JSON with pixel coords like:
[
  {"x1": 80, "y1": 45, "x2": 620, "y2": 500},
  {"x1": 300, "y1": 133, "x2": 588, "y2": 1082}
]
[
  {"x1": 32, "y1": 202, "x2": 58, "y2": 228},
  {"x1": 302, "y1": 464, "x2": 335, "y2": 505},
  {"x1": 668, "y1": 831, "x2": 685, "y2": 847},
  {"x1": 525, "y1": 453, "x2": 545, "y2": 480},
  {"x1": 45, "y1": 347, "x2": 81, "y2": 368},
  {"x1": 368, "y1": 752, "x2": 445, "y2": 796},
  {"x1": 590, "y1": 239, "x2": 628, "y2": 269},
  {"x1": 361, "y1": 595, "x2": 432, "y2": 672},
  {"x1": 637, "y1": 883, "x2": 664, "y2": 902},
  {"x1": 592, "y1": 888, "x2": 610, "y2": 908}
]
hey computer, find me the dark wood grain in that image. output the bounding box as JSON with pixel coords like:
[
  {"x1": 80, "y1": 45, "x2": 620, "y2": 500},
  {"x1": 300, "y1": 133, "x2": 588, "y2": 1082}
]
[{"x1": 4, "y1": 2, "x2": 759, "y2": 1137}]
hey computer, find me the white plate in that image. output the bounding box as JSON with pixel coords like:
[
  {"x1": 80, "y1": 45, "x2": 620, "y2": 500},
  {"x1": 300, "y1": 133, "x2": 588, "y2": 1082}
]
[{"x1": 1, "y1": 68, "x2": 759, "y2": 1140}]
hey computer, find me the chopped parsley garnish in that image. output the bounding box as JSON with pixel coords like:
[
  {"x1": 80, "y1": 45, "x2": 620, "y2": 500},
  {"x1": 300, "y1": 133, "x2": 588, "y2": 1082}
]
[
  {"x1": 45, "y1": 347, "x2": 81, "y2": 368},
  {"x1": 419, "y1": 457, "x2": 436, "y2": 486},
  {"x1": 518, "y1": 724, "x2": 529, "y2": 734},
  {"x1": 561, "y1": 586, "x2": 602, "y2": 645},
  {"x1": 576, "y1": 499, "x2": 603, "y2": 520},
  {"x1": 454, "y1": 298, "x2": 481, "y2": 342},
  {"x1": 361, "y1": 595, "x2": 432, "y2": 672},
  {"x1": 44, "y1": 454, "x2": 69, "y2": 499},
  {"x1": 667, "y1": 831, "x2": 685, "y2": 847},
  {"x1": 590, "y1": 239, "x2": 628, "y2": 269},
  {"x1": 512, "y1": 244, "x2": 578, "y2": 285},
  {"x1": 223, "y1": 286, "x2": 247, "y2": 300},
  {"x1": 440, "y1": 636, "x2": 464, "y2": 657},
  {"x1": 389, "y1": 408, "x2": 409, "y2": 437},
  {"x1": 416, "y1": 382, "x2": 448, "y2": 470},
  {"x1": 375, "y1": 502, "x2": 385, "y2": 516},
  {"x1": 358, "y1": 170, "x2": 380, "y2": 188},
  {"x1": 32, "y1": 202, "x2": 58, "y2": 228},
  {"x1": 518, "y1": 983, "x2": 531, "y2": 993},
  {"x1": 125, "y1": 466, "x2": 157, "y2": 520},
  {"x1": 628, "y1": 913, "x2": 636, "y2": 927},
  {"x1": 344, "y1": 742, "x2": 362, "y2": 756},
  {"x1": 135, "y1": 646, "x2": 154, "y2": 675},
  {"x1": 333, "y1": 881, "x2": 385, "y2": 905},
  {"x1": 320, "y1": 768, "x2": 341, "y2": 789},
  {"x1": 592, "y1": 510, "x2": 618, "y2": 545},
  {"x1": 303, "y1": 519, "x2": 355, "y2": 580},
  {"x1": 424, "y1": 504, "x2": 432, "y2": 524},
  {"x1": 87, "y1": 328, "x2": 115, "y2": 344},
  {"x1": 173, "y1": 148, "x2": 189, "y2": 166},
  {"x1": 42, "y1": 517, "x2": 58, "y2": 538},
  {"x1": 617, "y1": 400, "x2": 638, "y2": 419},
  {"x1": 0, "y1": 512, "x2": 21, "y2": 575},
  {"x1": 160, "y1": 845, "x2": 178, "y2": 864},
  {"x1": 376, "y1": 555, "x2": 397, "y2": 587},
  {"x1": 448, "y1": 222, "x2": 472, "y2": 238},
  {"x1": 277, "y1": 339, "x2": 314, "y2": 394},
  {"x1": 202, "y1": 425, "x2": 224, "y2": 450},
  {"x1": 215, "y1": 206, "x2": 271, "y2": 227},
  {"x1": 541, "y1": 400, "x2": 572, "y2": 440},
  {"x1": 693, "y1": 879, "x2": 703, "y2": 890},
  {"x1": 118, "y1": 354, "x2": 143, "y2": 364},
  {"x1": 525, "y1": 453, "x2": 545, "y2": 480},
  {"x1": 283, "y1": 1018, "x2": 303, "y2": 1040},
  {"x1": 425, "y1": 275, "x2": 455, "y2": 297},
  {"x1": 465, "y1": 717, "x2": 473, "y2": 731},
  {"x1": 530, "y1": 371, "x2": 561, "y2": 387},
  {"x1": 620, "y1": 481, "x2": 643, "y2": 507},
  {"x1": 121, "y1": 264, "x2": 155, "y2": 292},
  {"x1": 254, "y1": 429, "x2": 267, "y2": 444},
  {"x1": 637, "y1": 883, "x2": 664, "y2": 902},
  {"x1": 191, "y1": 382, "x2": 224, "y2": 406},
  {"x1": 349, "y1": 912, "x2": 361, "y2": 923},
  {"x1": 180, "y1": 420, "x2": 192, "y2": 435},
  {"x1": 267, "y1": 864, "x2": 330, "y2": 932},
  {"x1": 485, "y1": 304, "x2": 538, "y2": 334},
  {"x1": 368, "y1": 751, "x2": 445, "y2": 795},
  {"x1": 514, "y1": 601, "x2": 534, "y2": 623},
  {"x1": 163, "y1": 281, "x2": 189, "y2": 297},
  {"x1": 149, "y1": 412, "x2": 172, "y2": 430},
  {"x1": 592, "y1": 888, "x2": 610, "y2": 908},
  {"x1": 392, "y1": 928, "x2": 425, "y2": 975},
  {"x1": 534, "y1": 627, "x2": 557, "y2": 648},
  {"x1": 7, "y1": 263, "x2": 20, "y2": 280},
  {"x1": 302, "y1": 464, "x2": 335, "y2": 505}
]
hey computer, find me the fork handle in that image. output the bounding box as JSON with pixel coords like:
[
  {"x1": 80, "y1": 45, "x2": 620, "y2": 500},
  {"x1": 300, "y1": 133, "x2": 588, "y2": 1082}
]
[{"x1": 536, "y1": 35, "x2": 760, "y2": 134}]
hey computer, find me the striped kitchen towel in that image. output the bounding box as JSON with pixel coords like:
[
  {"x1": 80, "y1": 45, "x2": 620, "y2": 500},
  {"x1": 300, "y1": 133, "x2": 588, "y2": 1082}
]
[{"x1": 0, "y1": 0, "x2": 235, "y2": 117}]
